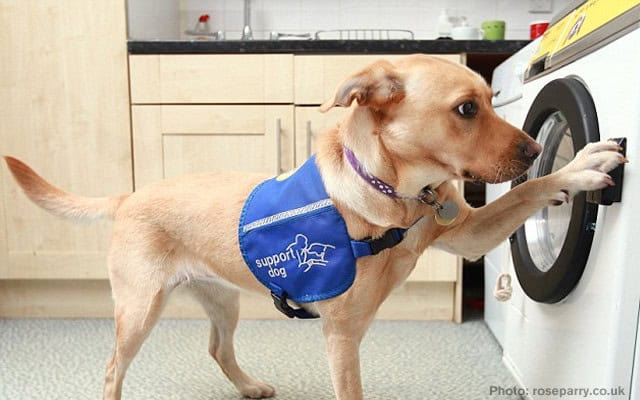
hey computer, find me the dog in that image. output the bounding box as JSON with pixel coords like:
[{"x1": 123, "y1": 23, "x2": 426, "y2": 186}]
[{"x1": 4, "y1": 54, "x2": 627, "y2": 400}]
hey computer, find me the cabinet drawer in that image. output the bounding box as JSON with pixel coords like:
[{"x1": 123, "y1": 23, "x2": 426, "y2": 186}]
[
  {"x1": 294, "y1": 54, "x2": 462, "y2": 105},
  {"x1": 132, "y1": 105, "x2": 294, "y2": 189},
  {"x1": 409, "y1": 247, "x2": 461, "y2": 282},
  {"x1": 130, "y1": 54, "x2": 294, "y2": 104}
]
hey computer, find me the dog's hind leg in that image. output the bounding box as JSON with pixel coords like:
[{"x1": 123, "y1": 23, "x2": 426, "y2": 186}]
[
  {"x1": 103, "y1": 281, "x2": 167, "y2": 400},
  {"x1": 188, "y1": 282, "x2": 276, "y2": 399},
  {"x1": 102, "y1": 224, "x2": 177, "y2": 400}
]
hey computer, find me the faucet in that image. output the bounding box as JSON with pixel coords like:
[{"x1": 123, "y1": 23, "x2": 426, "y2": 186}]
[{"x1": 241, "y1": 0, "x2": 253, "y2": 40}]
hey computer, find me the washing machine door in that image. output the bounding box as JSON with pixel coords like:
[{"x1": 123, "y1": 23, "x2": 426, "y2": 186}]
[{"x1": 511, "y1": 77, "x2": 599, "y2": 303}]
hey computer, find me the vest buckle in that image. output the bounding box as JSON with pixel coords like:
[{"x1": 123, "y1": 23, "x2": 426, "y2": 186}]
[{"x1": 271, "y1": 292, "x2": 318, "y2": 319}]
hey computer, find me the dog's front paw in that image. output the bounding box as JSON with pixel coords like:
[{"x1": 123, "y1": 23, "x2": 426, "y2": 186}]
[{"x1": 552, "y1": 140, "x2": 628, "y2": 201}]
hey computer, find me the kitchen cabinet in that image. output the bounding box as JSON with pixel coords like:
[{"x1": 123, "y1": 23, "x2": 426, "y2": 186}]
[
  {"x1": 129, "y1": 54, "x2": 293, "y2": 104},
  {"x1": 125, "y1": 54, "x2": 300, "y2": 320},
  {"x1": 132, "y1": 105, "x2": 294, "y2": 188},
  {"x1": 294, "y1": 106, "x2": 345, "y2": 164},
  {"x1": 0, "y1": 0, "x2": 132, "y2": 280},
  {"x1": 129, "y1": 54, "x2": 295, "y2": 188},
  {"x1": 294, "y1": 54, "x2": 462, "y2": 105}
]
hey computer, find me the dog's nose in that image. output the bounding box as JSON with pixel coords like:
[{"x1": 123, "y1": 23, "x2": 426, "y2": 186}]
[{"x1": 520, "y1": 141, "x2": 542, "y2": 161}]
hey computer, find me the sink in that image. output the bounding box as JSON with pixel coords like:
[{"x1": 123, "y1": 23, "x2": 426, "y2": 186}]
[{"x1": 313, "y1": 29, "x2": 415, "y2": 40}]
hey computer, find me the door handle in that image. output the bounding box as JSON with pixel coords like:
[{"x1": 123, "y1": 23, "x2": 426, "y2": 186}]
[
  {"x1": 275, "y1": 118, "x2": 282, "y2": 174},
  {"x1": 306, "y1": 120, "x2": 313, "y2": 159}
]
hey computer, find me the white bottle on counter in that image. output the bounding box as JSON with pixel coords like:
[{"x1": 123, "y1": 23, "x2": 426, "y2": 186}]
[
  {"x1": 436, "y1": 9, "x2": 453, "y2": 39},
  {"x1": 194, "y1": 14, "x2": 212, "y2": 40}
]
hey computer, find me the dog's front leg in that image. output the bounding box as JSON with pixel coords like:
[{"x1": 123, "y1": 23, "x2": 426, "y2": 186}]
[
  {"x1": 323, "y1": 324, "x2": 364, "y2": 400},
  {"x1": 318, "y1": 288, "x2": 383, "y2": 400},
  {"x1": 435, "y1": 141, "x2": 627, "y2": 260}
]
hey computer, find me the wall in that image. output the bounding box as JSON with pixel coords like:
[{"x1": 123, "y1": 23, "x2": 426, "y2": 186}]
[
  {"x1": 128, "y1": 0, "x2": 574, "y2": 40},
  {"x1": 127, "y1": 0, "x2": 180, "y2": 39}
]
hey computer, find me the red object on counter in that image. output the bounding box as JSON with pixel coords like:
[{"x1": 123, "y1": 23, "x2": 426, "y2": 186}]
[
  {"x1": 530, "y1": 21, "x2": 549, "y2": 39},
  {"x1": 199, "y1": 14, "x2": 210, "y2": 23}
]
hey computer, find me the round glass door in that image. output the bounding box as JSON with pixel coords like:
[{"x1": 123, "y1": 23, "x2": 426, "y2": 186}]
[
  {"x1": 511, "y1": 78, "x2": 599, "y2": 303},
  {"x1": 524, "y1": 111, "x2": 574, "y2": 272}
]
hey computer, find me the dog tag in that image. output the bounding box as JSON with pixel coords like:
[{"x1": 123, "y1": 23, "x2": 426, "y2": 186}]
[{"x1": 434, "y1": 200, "x2": 459, "y2": 226}]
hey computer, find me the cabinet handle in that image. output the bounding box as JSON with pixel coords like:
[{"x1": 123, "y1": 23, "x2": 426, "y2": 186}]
[
  {"x1": 275, "y1": 118, "x2": 282, "y2": 174},
  {"x1": 306, "y1": 120, "x2": 313, "y2": 158}
]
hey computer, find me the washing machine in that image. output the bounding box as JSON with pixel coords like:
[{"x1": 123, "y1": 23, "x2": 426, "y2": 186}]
[
  {"x1": 486, "y1": 39, "x2": 542, "y2": 347},
  {"x1": 497, "y1": 1, "x2": 640, "y2": 398}
]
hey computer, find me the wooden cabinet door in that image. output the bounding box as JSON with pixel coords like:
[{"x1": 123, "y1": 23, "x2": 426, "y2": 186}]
[
  {"x1": 132, "y1": 105, "x2": 295, "y2": 189},
  {"x1": 129, "y1": 54, "x2": 293, "y2": 104},
  {"x1": 0, "y1": 0, "x2": 132, "y2": 279},
  {"x1": 294, "y1": 106, "x2": 348, "y2": 166},
  {"x1": 295, "y1": 54, "x2": 462, "y2": 105},
  {"x1": 410, "y1": 248, "x2": 461, "y2": 282}
]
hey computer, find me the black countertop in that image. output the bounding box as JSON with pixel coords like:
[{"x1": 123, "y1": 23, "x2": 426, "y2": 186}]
[{"x1": 128, "y1": 39, "x2": 530, "y2": 55}]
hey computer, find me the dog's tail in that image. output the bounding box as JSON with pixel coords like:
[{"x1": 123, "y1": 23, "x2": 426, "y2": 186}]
[{"x1": 4, "y1": 156, "x2": 129, "y2": 221}]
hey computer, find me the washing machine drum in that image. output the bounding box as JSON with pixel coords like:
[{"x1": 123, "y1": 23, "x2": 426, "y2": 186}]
[{"x1": 511, "y1": 77, "x2": 599, "y2": 304}]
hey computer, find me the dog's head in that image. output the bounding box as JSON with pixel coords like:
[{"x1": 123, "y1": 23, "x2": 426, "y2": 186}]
[{"x1": 321, "y1": 55, "x2": 541, "y2": 187}]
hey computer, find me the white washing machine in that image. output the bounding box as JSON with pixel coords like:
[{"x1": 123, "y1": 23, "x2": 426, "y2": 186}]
[
  {"x1": 496, "y1": 3, "x2": 640, "y2": 399},
  {"x1": 486, "y1": 39, "x2": 541, "y2": 347}
]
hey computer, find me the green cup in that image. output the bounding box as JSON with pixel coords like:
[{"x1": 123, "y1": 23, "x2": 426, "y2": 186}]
[{"x1": 481, "y1": 20, "x2": 506, "y2": 40}]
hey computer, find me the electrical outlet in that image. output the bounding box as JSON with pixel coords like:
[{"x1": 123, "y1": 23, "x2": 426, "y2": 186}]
[{"x1": 529, "y1": 0, "x2": 553, "y2": 13}]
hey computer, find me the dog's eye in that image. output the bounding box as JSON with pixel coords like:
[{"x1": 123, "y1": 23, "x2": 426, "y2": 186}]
[{"x1": 456, "y1": 101, "x2": 478, "y2": 118}]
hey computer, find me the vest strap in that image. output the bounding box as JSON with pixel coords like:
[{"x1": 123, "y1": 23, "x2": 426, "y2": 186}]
[
  {"x1": 351, "y1": 227, "x2": 407, "y2": 258},
  {"x1": 271, "y1": 292, "x2": 319, "y2": 319}
]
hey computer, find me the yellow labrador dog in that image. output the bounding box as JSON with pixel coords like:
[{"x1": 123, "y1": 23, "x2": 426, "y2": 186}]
[{"x1": 4, "y1": 55, "x2": 626, "y2": 400}]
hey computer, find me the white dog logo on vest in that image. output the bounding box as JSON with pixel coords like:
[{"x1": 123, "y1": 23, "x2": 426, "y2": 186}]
[{"x1": 286, "y1": 234, "x2": 335, "y2": 272}]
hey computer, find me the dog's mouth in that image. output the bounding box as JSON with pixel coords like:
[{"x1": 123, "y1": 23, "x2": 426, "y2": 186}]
[
  {"x1": 462, "y1": 158, "x2": 535, "y2": 184},
  {"x1": 462, "y1": 170, "x2": 485, "y2": 184}
]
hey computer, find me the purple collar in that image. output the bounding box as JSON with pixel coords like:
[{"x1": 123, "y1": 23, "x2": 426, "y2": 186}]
[
  {"x1": 343, "y1": 147, "x2": 401, "y2": 199},
  {"x1": 342, "y1": 147, "x2": 441, "y2": 206},
  {"x1": 342, "y1": 147, "x2": 460, "y2": 225}
]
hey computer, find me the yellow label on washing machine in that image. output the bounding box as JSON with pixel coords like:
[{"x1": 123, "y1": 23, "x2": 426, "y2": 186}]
[
  {"x1": 530, "y1": 17, "x2": 572, "y2": 65},
  {"x1": 531, "y1": 0, "x2": 640, "y2": 66},
  {"x1": 561, "y1": 0, "x2": 640, "y2": 47}
]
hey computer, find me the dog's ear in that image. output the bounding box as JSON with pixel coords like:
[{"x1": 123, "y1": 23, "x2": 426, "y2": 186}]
[{"x1": 319, "y1": 60, "x2": 405, "y2": 113}]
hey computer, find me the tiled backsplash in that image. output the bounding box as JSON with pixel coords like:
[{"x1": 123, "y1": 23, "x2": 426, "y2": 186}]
[{"x1": 128, "y1": 0, "x2": 573, "y2": 41}]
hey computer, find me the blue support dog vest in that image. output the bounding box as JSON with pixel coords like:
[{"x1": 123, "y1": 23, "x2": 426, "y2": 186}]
[{"x1": 238, "y1": 157, "x2": 407, "y2": 318}]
